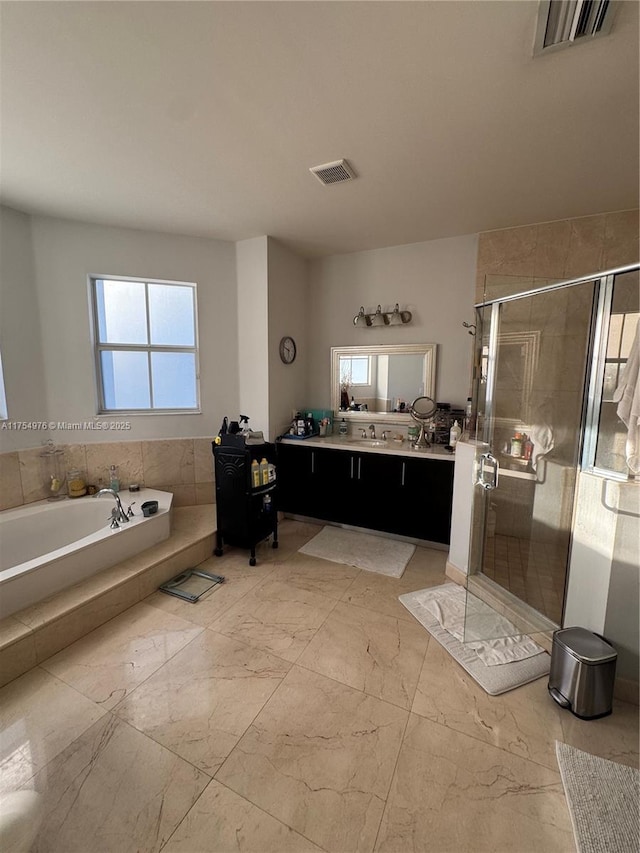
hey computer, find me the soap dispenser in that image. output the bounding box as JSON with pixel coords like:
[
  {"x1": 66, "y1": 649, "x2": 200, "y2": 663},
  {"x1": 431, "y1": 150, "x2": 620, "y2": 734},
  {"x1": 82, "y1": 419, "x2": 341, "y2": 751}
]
[{"x1": 449, "y1": 420, "x2": 462, "y2": 447}]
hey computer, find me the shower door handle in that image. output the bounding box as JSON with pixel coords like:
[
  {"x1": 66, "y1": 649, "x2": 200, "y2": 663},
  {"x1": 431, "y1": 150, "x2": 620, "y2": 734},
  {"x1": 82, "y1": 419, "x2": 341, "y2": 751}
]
[{"x1": 477, "y1": 452, "x2": 499, "y2": 491}]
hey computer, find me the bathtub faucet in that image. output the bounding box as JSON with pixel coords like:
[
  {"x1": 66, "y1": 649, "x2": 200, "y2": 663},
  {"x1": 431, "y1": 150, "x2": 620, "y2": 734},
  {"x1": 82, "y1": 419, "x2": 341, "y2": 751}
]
[{"x1": 94, "y1": 488, "x2": 130, "y2": 523}]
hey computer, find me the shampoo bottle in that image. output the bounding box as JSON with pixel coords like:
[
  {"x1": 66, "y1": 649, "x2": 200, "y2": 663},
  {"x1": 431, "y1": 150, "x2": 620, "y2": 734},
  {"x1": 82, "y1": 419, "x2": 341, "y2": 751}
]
[
  {"x1": 251, "y1": 459, "x2": 261, "y2": 488},
  {"x1": 259, "y1": 457, "x2": 269, "y2": 486}
]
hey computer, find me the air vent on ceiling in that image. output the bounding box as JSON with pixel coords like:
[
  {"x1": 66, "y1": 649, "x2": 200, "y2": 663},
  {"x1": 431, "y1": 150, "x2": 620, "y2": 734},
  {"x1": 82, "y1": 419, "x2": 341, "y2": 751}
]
[
  {"x1": 534, "y1": 0, "x2": 616, "y2": 55},
  {"x1": 309, "y1": 159, "x2": 357, "y2": 185}
]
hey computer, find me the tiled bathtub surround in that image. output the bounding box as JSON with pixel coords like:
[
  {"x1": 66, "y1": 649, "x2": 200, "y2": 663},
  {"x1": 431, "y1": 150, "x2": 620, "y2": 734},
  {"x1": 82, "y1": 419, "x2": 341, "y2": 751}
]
[{"x1": 0, "y1": 437, "x2": 215, "y2": 511}]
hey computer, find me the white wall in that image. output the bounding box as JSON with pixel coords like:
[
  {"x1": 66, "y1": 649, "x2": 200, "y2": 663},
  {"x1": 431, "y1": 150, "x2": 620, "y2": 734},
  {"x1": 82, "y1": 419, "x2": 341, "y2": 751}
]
[
  {"x1": 267, "y1": 238, "x2": 309, "y2": 440},
  {"x1": 22, "y1": 214, "x2": 238, "y2": 442},
  {"x1": 236, "y1": 237, "x2": 270, "y2": 436},
  {"x1": 0, "y1": 207, "x2": 47, "y2": 451},
  {"x1": 306, "y1": 234, "x2": 478, "y2": 410}
]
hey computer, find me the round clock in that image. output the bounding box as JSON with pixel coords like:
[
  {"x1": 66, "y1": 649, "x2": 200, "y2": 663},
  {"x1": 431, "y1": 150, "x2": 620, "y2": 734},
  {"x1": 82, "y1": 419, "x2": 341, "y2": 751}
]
[{"x1": 279, "y1": 336, "x2": 297, "y2": 364}]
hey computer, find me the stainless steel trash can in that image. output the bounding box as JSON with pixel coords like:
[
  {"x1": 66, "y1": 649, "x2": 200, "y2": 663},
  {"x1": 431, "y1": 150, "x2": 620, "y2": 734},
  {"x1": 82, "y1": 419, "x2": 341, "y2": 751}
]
[{"x1": 548, "y1": 627, "x2": 617, "y2": 719}]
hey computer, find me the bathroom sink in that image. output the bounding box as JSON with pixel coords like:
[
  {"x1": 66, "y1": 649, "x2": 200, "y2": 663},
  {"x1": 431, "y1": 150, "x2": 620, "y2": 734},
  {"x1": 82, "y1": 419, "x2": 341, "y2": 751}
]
[{"x1": 346, "y1": 439, "x2": 389, "y2": 448}]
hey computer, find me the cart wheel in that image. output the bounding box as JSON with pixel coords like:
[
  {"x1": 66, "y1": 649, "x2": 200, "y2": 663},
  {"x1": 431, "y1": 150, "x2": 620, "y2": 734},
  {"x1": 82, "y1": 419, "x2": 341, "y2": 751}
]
[
  {"x1": 249, "y1": 557, "x2": 256, "y2": 567},
  {"x1": 214, "y1": 548, "x2": 223, "y2": 557},
  {"x1": 272, "y1": 540, "x2": 279, "y2": 549}
]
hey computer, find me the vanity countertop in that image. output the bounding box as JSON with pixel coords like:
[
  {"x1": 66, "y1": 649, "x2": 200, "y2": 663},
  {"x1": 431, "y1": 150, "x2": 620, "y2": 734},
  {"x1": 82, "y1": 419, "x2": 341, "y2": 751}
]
[{"x1": 278, "y1": 434, "x2": 455, "y2": 462}]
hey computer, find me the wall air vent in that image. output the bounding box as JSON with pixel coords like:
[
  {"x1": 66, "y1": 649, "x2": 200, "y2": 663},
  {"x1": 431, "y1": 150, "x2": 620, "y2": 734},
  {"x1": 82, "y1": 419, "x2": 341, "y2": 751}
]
[
  {"x1": 309, "y1": 159, "x2": 357, "y2": 185},
  {"x1": 534, "y1": 0, "x2": 617, "y2": 55}
]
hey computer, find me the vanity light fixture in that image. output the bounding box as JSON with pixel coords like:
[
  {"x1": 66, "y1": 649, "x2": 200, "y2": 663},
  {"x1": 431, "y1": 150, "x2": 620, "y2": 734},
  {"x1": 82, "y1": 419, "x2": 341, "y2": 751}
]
[{"x1": 352, "y1": 303, "x2": 412, "y2": 327}]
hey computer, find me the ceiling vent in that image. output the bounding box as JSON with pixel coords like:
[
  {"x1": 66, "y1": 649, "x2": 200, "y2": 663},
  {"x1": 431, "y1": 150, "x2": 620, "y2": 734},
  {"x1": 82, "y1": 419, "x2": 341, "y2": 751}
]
[
  {"x1": 309, "y1": 159, "x2": 357, "y2": 186},
  {"x1": 534, "y1": 0, "x2": 617, "y2": 55}
]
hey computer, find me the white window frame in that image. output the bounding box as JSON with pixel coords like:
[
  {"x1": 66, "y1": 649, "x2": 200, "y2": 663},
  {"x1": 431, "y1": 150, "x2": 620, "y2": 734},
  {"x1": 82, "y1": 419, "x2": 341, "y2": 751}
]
[{"x1": 89, "y1": 274, "x2": 201, "y2": 415}]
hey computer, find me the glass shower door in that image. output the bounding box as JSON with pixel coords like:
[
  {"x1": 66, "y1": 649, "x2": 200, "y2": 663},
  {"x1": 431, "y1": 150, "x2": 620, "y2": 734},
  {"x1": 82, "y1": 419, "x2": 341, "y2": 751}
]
[{"x1": 465, "y1": 277, "x2": 597, "y2": 641}]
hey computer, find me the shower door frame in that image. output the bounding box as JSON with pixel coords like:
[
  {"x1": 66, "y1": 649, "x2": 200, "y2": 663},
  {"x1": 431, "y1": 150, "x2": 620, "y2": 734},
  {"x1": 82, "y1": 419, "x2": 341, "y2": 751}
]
[{"x1": 468, "y1": 263, "x2": 639, "y2": 634}]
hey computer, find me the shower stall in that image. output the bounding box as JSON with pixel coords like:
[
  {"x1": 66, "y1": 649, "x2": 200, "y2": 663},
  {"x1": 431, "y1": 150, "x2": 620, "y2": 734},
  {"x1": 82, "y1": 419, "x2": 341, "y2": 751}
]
[{"x1": 464, "y1": 263, "x2": 639, "y2": 642}]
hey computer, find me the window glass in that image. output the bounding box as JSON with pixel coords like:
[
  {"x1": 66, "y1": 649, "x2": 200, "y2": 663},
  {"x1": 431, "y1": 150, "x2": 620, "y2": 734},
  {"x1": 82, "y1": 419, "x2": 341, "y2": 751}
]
[
  {"x1": 594, "y1": 271, "x2": 639, "y2": 475},
  {"x1": 339, "y1": 355, "x2": 370, "y2": 386},
  {"x1": 151, "y1": 352, "x2": 197, "y2": 408},
  {"x1": 101, "y1": 351, "x2": 151, "y2": 410},
  {"x1": 96, "y1": 280, "x2": 147, "y2": 344},
  {"x1": 148, "y1": 284, "x2": 195, "y2": 346}
]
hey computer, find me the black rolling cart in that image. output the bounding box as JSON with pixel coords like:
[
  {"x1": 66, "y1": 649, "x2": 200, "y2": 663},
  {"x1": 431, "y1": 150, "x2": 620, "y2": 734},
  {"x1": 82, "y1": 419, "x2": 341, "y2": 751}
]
[{"x1": 212, "y1": 435, "x2": 278, "y2": 566}]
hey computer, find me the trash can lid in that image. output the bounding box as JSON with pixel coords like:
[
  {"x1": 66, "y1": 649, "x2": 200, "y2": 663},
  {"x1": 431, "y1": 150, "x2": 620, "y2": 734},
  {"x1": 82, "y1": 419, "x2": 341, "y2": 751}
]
[{"x1": 553, "y1": 627, "x2": 617, "y2": 663}]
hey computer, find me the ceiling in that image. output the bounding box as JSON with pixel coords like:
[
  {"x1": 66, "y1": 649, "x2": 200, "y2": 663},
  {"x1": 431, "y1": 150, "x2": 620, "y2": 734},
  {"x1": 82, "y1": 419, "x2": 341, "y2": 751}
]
[{"x1": 1, "y1": 1, "x2": 638, "y2": 258}]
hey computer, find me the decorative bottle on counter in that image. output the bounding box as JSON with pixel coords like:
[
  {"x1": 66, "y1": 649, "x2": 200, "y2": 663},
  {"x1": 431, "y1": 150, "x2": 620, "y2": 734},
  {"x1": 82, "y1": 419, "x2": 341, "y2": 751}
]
[{"x1": 339, "y1": 418, "x2": 348, "y2": 436}]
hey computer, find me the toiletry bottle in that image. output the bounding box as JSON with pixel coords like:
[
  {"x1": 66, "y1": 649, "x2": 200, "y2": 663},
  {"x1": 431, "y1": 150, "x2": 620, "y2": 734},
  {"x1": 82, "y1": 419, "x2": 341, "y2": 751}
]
[
  {"x1": 510, "y1": 433, "x2": 523, "y2": 458},
  {"x1": 339, "y1": 418, "x2": 348, "y2": 436},
  {"x1": 463, "y1": 397, "x2": 472, "y2": 433},
  {"x1": 251, "y1": 459, "x2": 261, "y2": 488},
  {"x1": 259, "y1": 457, "x2": 269, "y2": 486},
  {"x1": 449, "y1": 420, "x2": 462, "y2": 447},
  {"x1": 109, "y1": 465, "x2": 120, "y2": 492},
  {"x1": 523, "y1": 435, "x2": 534, "y2": 461}
]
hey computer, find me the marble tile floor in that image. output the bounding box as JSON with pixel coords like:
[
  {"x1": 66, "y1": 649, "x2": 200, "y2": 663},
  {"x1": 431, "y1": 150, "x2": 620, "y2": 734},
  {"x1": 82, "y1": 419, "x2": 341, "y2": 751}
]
[{"x1": 1, "y1": 518, "x2": 638, "y2": 853}]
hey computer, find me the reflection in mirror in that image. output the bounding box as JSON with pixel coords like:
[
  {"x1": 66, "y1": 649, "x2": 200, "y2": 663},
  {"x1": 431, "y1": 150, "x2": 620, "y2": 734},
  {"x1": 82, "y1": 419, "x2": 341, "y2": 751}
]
[{"x1": 331, "y1": 343, "x2": 437, "y2": 423}]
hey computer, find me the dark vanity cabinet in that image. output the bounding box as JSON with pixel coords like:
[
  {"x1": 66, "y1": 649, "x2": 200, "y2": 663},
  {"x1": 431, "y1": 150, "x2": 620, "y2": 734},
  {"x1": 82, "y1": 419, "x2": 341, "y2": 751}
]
[{"x1": 276, "y1": 442, "x2": 454, "y2": 544}]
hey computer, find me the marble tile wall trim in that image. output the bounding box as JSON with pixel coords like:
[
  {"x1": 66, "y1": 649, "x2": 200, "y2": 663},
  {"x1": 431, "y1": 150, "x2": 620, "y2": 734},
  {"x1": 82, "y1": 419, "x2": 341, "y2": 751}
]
[{"x1": 0, "y1": 437, "x2": 216, "y2": 510}]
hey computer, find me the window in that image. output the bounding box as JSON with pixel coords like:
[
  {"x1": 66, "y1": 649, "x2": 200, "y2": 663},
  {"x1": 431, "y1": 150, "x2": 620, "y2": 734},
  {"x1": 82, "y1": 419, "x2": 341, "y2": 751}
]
[
  {"x1": 91, "y1": 276, "x2": 199, "y2": 413},
  {"x1": 586, "y1": 269, "x2": 639, "y2": 477},
  {"x1": 339, "y1": 355, "x2": 370, "y2": 387}
]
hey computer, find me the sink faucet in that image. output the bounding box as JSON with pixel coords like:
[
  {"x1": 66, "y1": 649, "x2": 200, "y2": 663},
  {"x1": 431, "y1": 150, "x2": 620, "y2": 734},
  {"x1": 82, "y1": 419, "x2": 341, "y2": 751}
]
[
  {"x1": 368, "y1": 424, "x2": 376, "y2": 439},
  {"x1": 359, "y1": 428, "x2": 367, "y2": 438},
  {"x1": 95, "y1": 488, "x2": 129, "y2": 523}
]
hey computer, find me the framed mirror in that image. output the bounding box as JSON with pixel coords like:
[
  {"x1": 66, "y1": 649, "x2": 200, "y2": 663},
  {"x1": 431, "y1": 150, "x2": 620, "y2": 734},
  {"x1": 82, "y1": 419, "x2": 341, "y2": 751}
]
[{"x1": 331, "y1": 343, "x2": 437, "y2": 424}]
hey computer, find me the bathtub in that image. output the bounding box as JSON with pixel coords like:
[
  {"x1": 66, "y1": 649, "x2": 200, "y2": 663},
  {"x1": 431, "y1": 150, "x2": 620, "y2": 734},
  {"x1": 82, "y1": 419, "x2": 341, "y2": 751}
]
[{"x1": 0, "y1": 489, "x2": 172, "y2": 619}]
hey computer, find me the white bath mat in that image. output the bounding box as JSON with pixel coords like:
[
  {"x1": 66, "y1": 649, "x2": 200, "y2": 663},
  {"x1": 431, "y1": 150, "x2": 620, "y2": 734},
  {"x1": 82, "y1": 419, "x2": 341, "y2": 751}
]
[
  {"x1": 409, "y1": 582, "x2": 545, "y2": 665},
  {"x1": 299, "y1": 526, "x2": 415, "y2": 578},
  {"x1": 399, "y1": 583, "x2": 550, "y2": 695},
  {"x1": 556, "y1": 741, "x2": 640, "y2": 853}
]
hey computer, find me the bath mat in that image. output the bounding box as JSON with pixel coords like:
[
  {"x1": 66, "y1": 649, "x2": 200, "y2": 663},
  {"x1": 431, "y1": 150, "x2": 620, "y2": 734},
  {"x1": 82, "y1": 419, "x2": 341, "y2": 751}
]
[
  {"x1": 556, "y1": 741, "x2": 639, "y2": 853},
  {"x1": 298, "y1": 526, "x2": 415, "y2": 578},
  {"x1": 405, "y1": 582, "x2": 545, "y2": 666},
  {"x1": 399, "y1": 583, "x2": 550, "y2": 695}
]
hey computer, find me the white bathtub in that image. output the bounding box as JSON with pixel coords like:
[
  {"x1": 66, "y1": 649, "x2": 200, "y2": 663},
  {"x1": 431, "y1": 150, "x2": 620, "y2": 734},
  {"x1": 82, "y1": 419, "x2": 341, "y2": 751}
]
[{"x1": 0, "y1": 489, "x2": 172, "y2": 619}]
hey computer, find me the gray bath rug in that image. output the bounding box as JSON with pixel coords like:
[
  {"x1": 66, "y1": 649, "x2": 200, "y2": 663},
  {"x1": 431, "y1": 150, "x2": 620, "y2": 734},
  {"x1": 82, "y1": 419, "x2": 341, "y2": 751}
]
[
  {"x1": 398, "y1": 583, "x2": 550, "y2": 695},
  {"x1": 298, "y1": 526, "x2": 415, "y2": 577},
  {"x1": 556, "y1": 741, "x2": 640, "y2": 853}
]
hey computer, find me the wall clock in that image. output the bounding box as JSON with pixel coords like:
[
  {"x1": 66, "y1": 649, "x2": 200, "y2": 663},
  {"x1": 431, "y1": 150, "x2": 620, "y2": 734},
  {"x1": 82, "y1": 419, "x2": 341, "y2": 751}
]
[{"x1": 279, "y1": 336, "x2": 297, "y2": 364}]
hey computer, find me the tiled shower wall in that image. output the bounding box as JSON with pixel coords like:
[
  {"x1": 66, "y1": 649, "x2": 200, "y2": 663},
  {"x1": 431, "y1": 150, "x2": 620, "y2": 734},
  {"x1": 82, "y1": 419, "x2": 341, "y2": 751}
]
[
  {"x1": 0, "y1": 438, "x2": 215, "y2": 512},
  {"x1": 476, "y1": 209, "x2": 639, "y2": 302}
]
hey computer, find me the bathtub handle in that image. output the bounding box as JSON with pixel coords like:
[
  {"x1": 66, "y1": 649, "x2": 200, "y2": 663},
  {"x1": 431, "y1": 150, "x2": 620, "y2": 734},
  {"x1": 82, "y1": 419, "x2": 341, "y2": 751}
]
[
  {"x1": 127, "y1": 503, "x2": 136, "y2": 517},
  {"x1": 109, "y1": 516, "x2": 120, "y2": 530}
]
